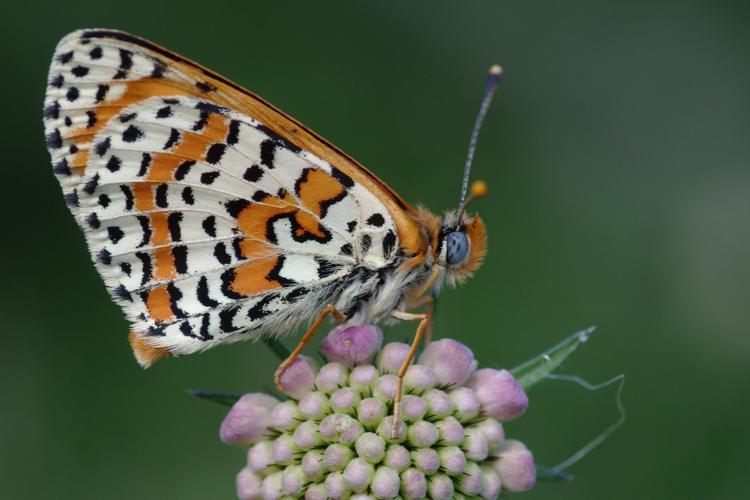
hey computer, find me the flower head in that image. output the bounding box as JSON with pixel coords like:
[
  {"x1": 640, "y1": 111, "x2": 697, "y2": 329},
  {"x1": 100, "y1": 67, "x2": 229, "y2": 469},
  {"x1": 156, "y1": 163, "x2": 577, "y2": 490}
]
[{"x1": 221, "y1": 328, "x2": 536, "y2": 498}]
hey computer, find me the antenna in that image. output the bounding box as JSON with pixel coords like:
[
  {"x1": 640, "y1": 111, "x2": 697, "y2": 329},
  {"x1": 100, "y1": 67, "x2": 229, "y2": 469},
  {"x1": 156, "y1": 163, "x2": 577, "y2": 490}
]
[{"x1": 457, "y1": 64, "x2": 503, "y2": 214}]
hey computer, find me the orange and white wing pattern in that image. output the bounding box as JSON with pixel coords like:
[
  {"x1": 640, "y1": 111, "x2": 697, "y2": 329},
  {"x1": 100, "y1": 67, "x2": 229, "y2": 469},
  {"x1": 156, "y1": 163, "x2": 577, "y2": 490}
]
[{"x1": 43, "y1": 30, "x2": 422, "y2": 361}]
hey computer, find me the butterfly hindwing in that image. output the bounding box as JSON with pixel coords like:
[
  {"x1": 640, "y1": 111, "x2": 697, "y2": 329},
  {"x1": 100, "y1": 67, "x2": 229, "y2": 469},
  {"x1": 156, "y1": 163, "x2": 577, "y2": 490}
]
[{"x1": 44, "y1": 30, "x2": 403, "y2": 358}]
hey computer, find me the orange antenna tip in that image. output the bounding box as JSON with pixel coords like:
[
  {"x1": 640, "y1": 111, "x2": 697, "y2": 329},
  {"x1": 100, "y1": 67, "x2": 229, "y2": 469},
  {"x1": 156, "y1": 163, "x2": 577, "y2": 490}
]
[{"x1": 470, "y1": 179, "x2": 488, "y2": 198}]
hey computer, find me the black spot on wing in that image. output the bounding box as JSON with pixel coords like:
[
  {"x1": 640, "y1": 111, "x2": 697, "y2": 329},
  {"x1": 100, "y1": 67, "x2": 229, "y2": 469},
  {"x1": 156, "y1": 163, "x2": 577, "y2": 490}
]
[
  {"x1": 138, "y1": 153, "x2": 152, "y2": 177},
  {"x1": 119, "y1": 112, "x2": 137, "y2": 123},
  {"x1": 167, "y1": 283, "x2": 187, "y2": 318},
  {"x1": 243, "y1": 164, "x2": 263, "y2": 183},
  {"x1": 52, "y1": 158, "x2": 71, "y2": 176},
  {"x1": 167, "y1": 212, "x2": 182, "y2": 241},
  {"x1": 181, "y1": 187, "x2": 194, "y2": 205},
  {"x1": 174, "y1": 160, "x2": 194, "y2": 180},
  {"x1": 71, "y1": 65, "x2": 89, "y2": 77},
  {"x1": 202, "y1": 216, "x2": 216, "y2": 237},
  {"x1": 205, "y1": 143, "x2": 226, "y2": 164},
  {"x1": 330, "y1": 166, "x2": 354, "y2": 189},
  {"x1": 119, "y1": 48, "x2": 133, "y2": 70},
  {"x1": 135, "y1": 252, "x2": 152, "y2": 285},
  {"x1": 200, "y1": 171, "x2": 220, "y2": 184},
  {"x1": 64, "y1": 191, "x2": 79, "y2": 208},
  {"x1": 196, "y1": 81, "x2": 216, "y2": 93},
  {"x1": 86, "y1": 110, "x2": 97, "y2": 128},
  {"x1": 50, "y1": 74, "x2": 64, "y2": 88},
  {"x1": 197, "y1": 276, "x2": 219, "y2": 307},
  {"x1": 89, "y1": 46, "x2": 103, "y2": 59},
  {"x1": 155, "y1": 184, "x2": 168, "y2": 208},
  {"x1": 192, "y1": 110, "x2": 209, "y2": 131},
  {"x1": 136, "y1": 215, "x2": 152, "y2": 248},
  {"x1": 173, "y1": 245, "x2": 188, "y2": 274},
  {"x1": 120, "y1": 262, "x2": 132, "y2": 276},
  {"x1": 95, "y1": 84, "x2": 109, "y2": 103},
  {"x1": 156, "y1": 106, "x2": 173, "y2": 119},
  {"x1": 105, "y1": 155, "x2": 122, "y2": 172},
  {"x1": 247, "y1": 294, "x2": 276, "y2": 321},
  {"x1": 214, "y1": 243, "x2": 231, "y2": 265},
  {"x1": 315, "y1": 257, "x2": 342, "y2": 279},
  {"x1": 367, "y1": 213, "x2": 385, "y2": 227},
  {"x1": 383, "y1": 229, "x2": 397, "y2": 257},
  {"x1": 83, "y1": 173, "x2": 100, "y2": 195},
  {"x1": 259, "y1": 139, "x2": 276, "y2": 168},
  {"x1": 219, "y1": 307, "x2": 238, "y2": 332},
  {"x1": 163, "y1": 128, "x2": 180, "y2": 149},
  {"x1": 46, "y1": 129, "x2": 63, "y2": 149},
  {"x1": 107, "y1": 226, "x2": 124, "y2": 244},
  {"x1": 227, "y1": 120, "x2": 240, "y2": 145},
  {"x1": 98, "y1": 194, "x2": 110, "y2": 208},
  {"x1": 120, "y1": 185, "x2": 134, "y2": 210},
  {"x1": 225, "y1": 199, "x2": 250, "y2": 218},
  {"x1": 43, "y1": 101, "x2": 60, "y2": 120},
  {"x1": 122, "y1": 124, "x2": 144, "y2": 142},
  {"x1": 66, "y1": 87, "x2": 79, "y2": 102},
  {"x1": 220, "y1": 269, "x2": 244, "y2": 299},
  {"x1": 97, "y1": 248, "x2": 111, "y2": 265},
  {"x1": 115, "y1": 284, "x2": 132, "y2": 302},
  {"x1": 94, "y1": 137, "x2": 111, "y2": 156}
]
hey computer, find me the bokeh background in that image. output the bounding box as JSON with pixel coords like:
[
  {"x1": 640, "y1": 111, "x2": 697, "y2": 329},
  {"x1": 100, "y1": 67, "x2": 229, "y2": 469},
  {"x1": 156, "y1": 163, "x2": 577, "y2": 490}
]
[{"x1": 2, "y1": 1, "x2": 749, "y2": 498}]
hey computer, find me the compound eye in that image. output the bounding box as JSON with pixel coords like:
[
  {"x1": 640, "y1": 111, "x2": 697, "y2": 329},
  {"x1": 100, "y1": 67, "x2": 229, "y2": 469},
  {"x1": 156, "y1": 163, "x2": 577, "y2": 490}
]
[{"x1": 445, "y1": 231, "x2": 469, "y2": 265}]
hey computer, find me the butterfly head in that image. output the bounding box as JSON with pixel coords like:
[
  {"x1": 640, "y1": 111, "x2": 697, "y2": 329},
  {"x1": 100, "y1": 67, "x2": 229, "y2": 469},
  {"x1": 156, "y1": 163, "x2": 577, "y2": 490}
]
[{"x1": 433, "y1": 180, "x2": 488, "y2": 287}]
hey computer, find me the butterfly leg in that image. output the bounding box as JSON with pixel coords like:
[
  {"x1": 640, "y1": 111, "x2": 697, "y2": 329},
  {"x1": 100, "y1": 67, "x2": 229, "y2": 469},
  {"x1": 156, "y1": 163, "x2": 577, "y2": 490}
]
[
  {"x1": 390, "y1": 309, "x2": 432, "y2": 438},
  {"x1": 405, "y1": 294, "x2": 435, "y2": 344},
  {"x1": 274, "y1": 304, "x2": 346, "y2": 391}
]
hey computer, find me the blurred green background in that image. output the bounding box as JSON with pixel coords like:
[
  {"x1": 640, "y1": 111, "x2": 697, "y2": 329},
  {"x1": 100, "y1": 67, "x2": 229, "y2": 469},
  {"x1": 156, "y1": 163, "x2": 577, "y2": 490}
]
[{"x1": 2, "y1": 1, "x2": 748, "y2": 498}]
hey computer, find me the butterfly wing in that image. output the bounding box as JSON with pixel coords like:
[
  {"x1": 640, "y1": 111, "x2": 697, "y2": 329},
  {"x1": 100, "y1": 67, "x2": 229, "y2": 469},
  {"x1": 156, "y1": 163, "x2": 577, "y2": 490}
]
[{"x1": 43, "y1": 30, "x2": 419, "y2": 363}]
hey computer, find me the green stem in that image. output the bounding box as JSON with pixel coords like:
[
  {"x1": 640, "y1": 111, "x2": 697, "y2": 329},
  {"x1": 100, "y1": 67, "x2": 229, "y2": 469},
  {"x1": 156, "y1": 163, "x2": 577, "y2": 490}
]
[{"x1": 263, "y1": 337, "x2": 291, "y2": 360}]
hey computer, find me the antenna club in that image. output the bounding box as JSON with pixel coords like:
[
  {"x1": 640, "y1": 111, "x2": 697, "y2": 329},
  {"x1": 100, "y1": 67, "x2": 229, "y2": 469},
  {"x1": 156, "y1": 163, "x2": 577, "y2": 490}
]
[
  {"x1": 489, "y1": 64, "x2": 503, "y2": 76},
  {"x1": 470, "y1": 179, "x2": 488, "y2": 199}
]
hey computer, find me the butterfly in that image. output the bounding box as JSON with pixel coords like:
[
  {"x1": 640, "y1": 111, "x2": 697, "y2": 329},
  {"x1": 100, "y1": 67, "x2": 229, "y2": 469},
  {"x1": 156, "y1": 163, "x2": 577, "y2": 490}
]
[{"x1": 43, "y1": 29, "x2": 499, "y2": 420}]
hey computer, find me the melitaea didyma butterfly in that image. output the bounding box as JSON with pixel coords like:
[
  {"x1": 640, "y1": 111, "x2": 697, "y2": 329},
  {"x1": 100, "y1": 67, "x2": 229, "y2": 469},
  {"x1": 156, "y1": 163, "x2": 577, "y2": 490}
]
[{"x1": 43, "y1": 29, "x2": 499, "y2": 420}]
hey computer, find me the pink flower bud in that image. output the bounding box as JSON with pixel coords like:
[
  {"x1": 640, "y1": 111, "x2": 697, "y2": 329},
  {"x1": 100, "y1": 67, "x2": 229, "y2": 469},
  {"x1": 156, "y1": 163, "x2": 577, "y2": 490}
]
[
  {"x1": 301, "y1": 450, "x2": 325, "y2": 481},
  {"x1": 278, "y1": 355, "x2": 316, "y2": 399},
  {"x1": 298, "y1": 391, "x2": 329, "y2": 420},
  {"x1": 428, "y1": 474, "x2": 455, "y2": 500},
  {"x1": 330, "y1": 387, "x2": 360, "y2": 413},
  {"x1": 436, "y1": 416, "x2": 465, "y2": 446},
  {"x1": 384, "y1": 444, "x2": 411, "y2": 471},
  {"x1": 281, "y1": 465, "x2": 306, "y2": 496},
  {"x1": 419, "y1": 339, "x2": 477, "y2": 386},
  {"x1": 376, "y1": 342, "x2": 410, "y2": 373},
  {"x1": 304, "y1": 483, "x2": 327, "y2": 500},
  {"x1": 401, "y1": 468, "x2": 427, "y2": 498},
  {"x1": 460, "y1": 461, "x2": 483, "y2": 495},
  {"x1": 269, "y1": 400, "x2": 301, "y2": 432},
  {"x1": 450, "y1": 387, "x2": 481, "y2": 421},
  {"x1": 404, "y1": 365, "x2": 436, "y2": 392},
  {"x1": 467, "y1": 369, "x2": 528, "y2": 421},
  {"x1": 343, "y1": 458, "x2": 374, "y2": 492},
  {"x1": 325, "y1": 472, "x2": 349, "y2": 498},
  {"x1": 349, "y1": 365, "x2": 378, "y2": 391},
  {"x1": 220, "y1": 393, "x2": 279, "y2": 446},
  {"x1": 324, "y1": 443, "x2": 353, "y2": 470},
  {"x1": 480, "y1": 465, "x2": 502, "y2": 499},
  {"x1": 357, "y1": 397, "x2": 386, "y2": 426},
  {"x1": 463, "y1": 427, "x2": 489, "y2": 461},
  {"x1": 476, "y1": 418, "x2": 505, "y2": 452},
  {"x1": 319, "y1": 413, "x2": 363, "y2": 444},
  {"x1": 373, "y1": 374, "x2": 399, "y2": 401},
  {"x1": 355, "y1": 432, "x2": 386, "y2": 463},
  {"x1": 423, "y1": 389, "x2": 454, "y2": 418},
  {"x1": 401, "y1": 395, "x2": 426, "y2": 422},
  {"x1": 315, "y1": 362, "x2": 348, "y2": 393},
  {"x1": 272, "y1": 434, "x2": 297, "y2": 464},
  {"x1": 493, "y1": 440, "x2": 536, "y2": 492},
  {"x1": 261, "y1": 471, "x2": 283, "y2": 500},
  {"x1": 293, "y1": 420, "x2": 322, "y2": 449},
  {"x1": 438, "y1": 446, "x2": 467, "y2": 475},
  {"x1": 411, "y1": 448, "x2": 440, "y2": 474},
  {"x1": 322, "y1": 325, "x2": 383, "y2": 366},
  {"x1": 407, "y1": 420, "x2": 438, "y2": 448},
  {"x1": 246, "y1": 441, "x2": 273, "y2": 471},
  {"x1": 236, "y1": 467, "x2": 262, "y2": 500},
  {"x1": 371, "y1": 466, "x2": 400, "y2": 498}
]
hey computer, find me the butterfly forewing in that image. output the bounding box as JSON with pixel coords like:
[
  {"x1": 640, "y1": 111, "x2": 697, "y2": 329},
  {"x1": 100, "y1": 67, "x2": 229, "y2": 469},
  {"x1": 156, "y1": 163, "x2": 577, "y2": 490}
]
[{"x1": 44, "y1": 30, "x2": 405, "y2": 357}]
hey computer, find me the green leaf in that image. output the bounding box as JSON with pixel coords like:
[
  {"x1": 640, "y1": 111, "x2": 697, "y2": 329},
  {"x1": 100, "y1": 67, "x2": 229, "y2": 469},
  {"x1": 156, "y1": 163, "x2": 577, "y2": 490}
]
[
  {"x1": 510, "y1": 326, "x2": 596, "y2": 390},
  {"x1": 188, "y1": 390, "x2": 241, "y2": 407}
]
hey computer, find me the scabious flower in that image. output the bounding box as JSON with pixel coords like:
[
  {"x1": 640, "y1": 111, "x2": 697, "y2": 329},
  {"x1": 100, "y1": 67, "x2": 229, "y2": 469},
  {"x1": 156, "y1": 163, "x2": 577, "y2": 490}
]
[{"x1": 221, "y1": 325, "x2": 536, "y2": 499}]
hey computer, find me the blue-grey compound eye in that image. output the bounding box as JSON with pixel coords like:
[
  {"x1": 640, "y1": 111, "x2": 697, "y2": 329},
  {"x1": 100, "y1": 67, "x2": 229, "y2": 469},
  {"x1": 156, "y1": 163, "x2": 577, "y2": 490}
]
[{"x1": 445, "y1": 231, "x2": 469, "y2": 265}]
